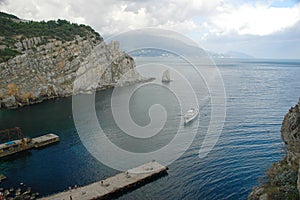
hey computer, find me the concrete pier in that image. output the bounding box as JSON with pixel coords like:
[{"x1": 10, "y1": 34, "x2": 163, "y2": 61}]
[
  {"x1": 41, "y1": 161, "x2": 168, "y2": 200},
  {"x1": 0, "y1": 133, "x2": 59, "y2": 158},
  {"x1": 31, "y1": 133, "x2": 59, "y2": 148}
]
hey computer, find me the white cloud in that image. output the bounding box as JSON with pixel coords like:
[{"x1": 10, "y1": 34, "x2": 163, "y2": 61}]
[
  {"x1": 0, "y1": 0, "x2": 299, "y2": 58},
  {"x1": 0, "y1": 0, "x2": 222, "y2": 35},
  {"x1": 1, "y1": 0, "x2": 298, "y2": 37},
  {"x1": 207, "y1": 2, "x2": 300, "y2": 36}
]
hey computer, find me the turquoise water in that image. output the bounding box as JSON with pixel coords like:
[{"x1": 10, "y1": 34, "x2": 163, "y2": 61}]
[{"x1": 0, "y1": 58, "x2": 299, "y2": 199}]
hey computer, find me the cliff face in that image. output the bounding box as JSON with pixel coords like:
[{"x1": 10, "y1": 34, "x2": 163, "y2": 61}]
[
  {"x1": 281, "y1": 99, "x2": 300, "y2": 165},
  {"x1": 283, "y1": 99, "x2": 300, "y2": 195},
  {"x1": 0, "y1": 18, "x2": 146, "y2": 109},
  {"x1": 249, "y1": 99, "x2": 300, "y2": 199}
]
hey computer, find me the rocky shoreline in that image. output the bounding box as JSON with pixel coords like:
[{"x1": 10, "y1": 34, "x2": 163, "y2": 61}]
[
  {"x1": 0, "y1": 179, "x2": 39, "y2": 200},
  {"x1": 249, "y1": 98, "x2": 300, "y2": 199}
]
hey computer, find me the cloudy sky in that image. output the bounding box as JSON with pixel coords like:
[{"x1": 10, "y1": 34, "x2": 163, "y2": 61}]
[{"x1": 1, "y1": 0, "x2": 300, "y2": 59}]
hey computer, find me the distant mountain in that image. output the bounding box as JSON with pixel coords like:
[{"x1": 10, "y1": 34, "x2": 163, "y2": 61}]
[
  {"x1": 225, "y1": 51, "x2": 254, "y2": 59},
  {"x1": 129, "y1": 48, "x2": 171, "y2": 57},
  {"x1": 109, "y1": 30, "x2": 253, "y2": 59},
  {"x1": 208, "y1": 50, "x2": 254, "y2": 59},
  {"x1": 107, "y1": 29, "x2": 207, "y2": 57}
]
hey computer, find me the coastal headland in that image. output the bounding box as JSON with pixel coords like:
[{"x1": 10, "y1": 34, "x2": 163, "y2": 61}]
[{"x1": 0, "y1": 12, "x2": 151, "y2": 109}]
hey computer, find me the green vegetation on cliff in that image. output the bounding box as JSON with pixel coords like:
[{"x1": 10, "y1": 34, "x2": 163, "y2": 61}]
[
  {"x1": 263, "y1": 159, "x2": 299, "y2": 199},
  {"x1": 0, "y1": 11, "x2": 19, "y2": 19},
  {"x1": 0, "y1": 18, "x2": 101, "y2": 41},
  {"x1": 0, "y1": 12, "x2": 102, "y2": 62},
  {"x1": 0, "y1": 48, "x2": 21, "y2": 62}
]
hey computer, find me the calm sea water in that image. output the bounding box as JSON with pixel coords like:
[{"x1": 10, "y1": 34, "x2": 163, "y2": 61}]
[{"x1": 0, "y1": 58, "x2": 300, "y2": 199}]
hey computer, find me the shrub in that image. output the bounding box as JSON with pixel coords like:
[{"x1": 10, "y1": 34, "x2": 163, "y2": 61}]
[
  {"x1": 264, "y1": 159, "x2": 299, "y2": 199},
  {"x1": 0, "y1": 48, "x2": 21, "y2": 62}
]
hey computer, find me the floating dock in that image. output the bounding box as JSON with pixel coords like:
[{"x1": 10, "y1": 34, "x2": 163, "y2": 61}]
[
  {"x1": 0, "y1": 133, "x2": 59, "y2": 158},
  {"x1": 41, "y1": 161, "x2": 168, "y2": 200}
]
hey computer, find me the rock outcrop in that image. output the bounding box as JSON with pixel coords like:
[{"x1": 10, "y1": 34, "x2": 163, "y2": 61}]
[
  {"x1": 282, "y1": 99, "x2": 300, "y2": 165},
  {"x1": 0, "y1": 23, "x2": 149, "y2": 109},
  {"x1": 249, "y1": 98, "x2": 300, "y2": 199}
]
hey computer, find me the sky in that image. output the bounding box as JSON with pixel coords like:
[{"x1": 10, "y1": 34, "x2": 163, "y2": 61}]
[{"x1": 0, "y1": 0, "x2": 300, "y2": 59}]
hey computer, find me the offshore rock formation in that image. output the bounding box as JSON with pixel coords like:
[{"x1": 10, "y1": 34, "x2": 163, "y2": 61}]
[
  {"x1": 0, "y1": 26, "x2": 148, "y2": 109},
  {"x1": 249, "y1": 98, "x2": 300, "y2": 199}
]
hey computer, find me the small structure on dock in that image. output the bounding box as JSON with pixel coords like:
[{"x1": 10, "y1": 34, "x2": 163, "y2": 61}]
[
  {"x1": 0, "y1": 127, "x2": 23, "y2": 144},
  {"x1": 42, "y1": 161, "x2": 168, "y2": 200},
  {"x1": 0, "y1": 128, "x2": 59, "y2": 158}
]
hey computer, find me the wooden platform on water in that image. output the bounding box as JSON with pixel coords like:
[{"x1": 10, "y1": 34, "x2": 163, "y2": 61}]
[
  {"x1": 41, "y1": 161, "x2": 168, "y2": 200},
  {"x1": 0, "y1": 133, "x2": 59, "y2": 158}
]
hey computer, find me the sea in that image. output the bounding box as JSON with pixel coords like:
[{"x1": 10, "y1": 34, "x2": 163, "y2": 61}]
[{"x1": 0, "y1": 57, "x2": 299, "y2": 199}]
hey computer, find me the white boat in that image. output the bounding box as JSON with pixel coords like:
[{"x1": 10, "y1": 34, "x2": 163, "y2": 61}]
[
  {"x1": 161, "y1": 69, "x2": 171, "y2": 83},
  {"x1": 184, "y1": 108, "x2": 199, "y2": 125}
]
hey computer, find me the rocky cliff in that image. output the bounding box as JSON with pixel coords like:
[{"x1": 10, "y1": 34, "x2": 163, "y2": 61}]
[
  {"x1": 0, "y1": 13, "x2": 148, "y2": 109},
  {"x1": 282, "y1": 99, "x2": 300, "y2": 166},
  {"x1": 249, "y1": 98, "x2": 300, "y2": 199}
]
